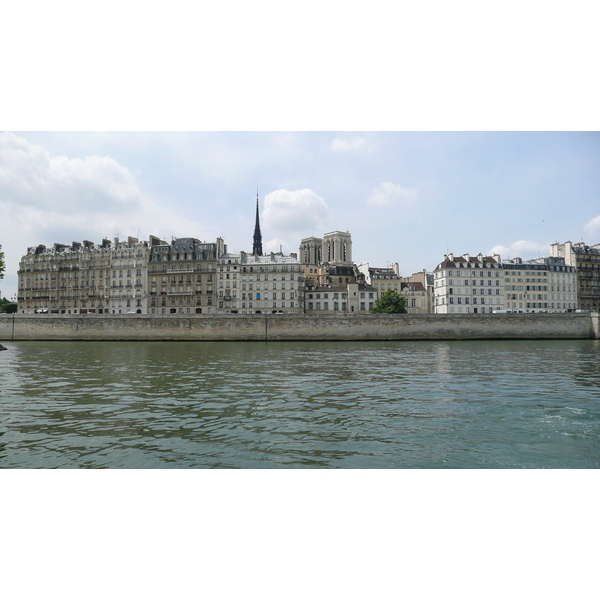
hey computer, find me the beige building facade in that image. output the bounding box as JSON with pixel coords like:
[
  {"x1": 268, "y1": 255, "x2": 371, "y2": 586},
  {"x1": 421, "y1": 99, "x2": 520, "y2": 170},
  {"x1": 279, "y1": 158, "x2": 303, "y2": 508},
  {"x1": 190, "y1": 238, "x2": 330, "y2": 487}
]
[
  {"x1": 18, "y1": 237, "x2": 141, "y2": 315},
  {"x1": 551, "y1": 241, "x2": 600, "y2": 312},
  {"x1": 503, "y1": 256, "x2": 577, "y2": 312},
  {"x1": 305, "y1": 282, "x2": 378, "y2": 313},
  {"x1": 148, "y1": 237, "x2": 226, "y2": 315}
]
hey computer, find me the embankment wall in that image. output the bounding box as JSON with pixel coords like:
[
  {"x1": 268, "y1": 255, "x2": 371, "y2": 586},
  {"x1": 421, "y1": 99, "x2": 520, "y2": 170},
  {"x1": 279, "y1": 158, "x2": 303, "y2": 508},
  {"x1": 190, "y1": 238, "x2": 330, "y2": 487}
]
[{"x1": 0, "y1": 313, "x2": 598, "y2": 341}]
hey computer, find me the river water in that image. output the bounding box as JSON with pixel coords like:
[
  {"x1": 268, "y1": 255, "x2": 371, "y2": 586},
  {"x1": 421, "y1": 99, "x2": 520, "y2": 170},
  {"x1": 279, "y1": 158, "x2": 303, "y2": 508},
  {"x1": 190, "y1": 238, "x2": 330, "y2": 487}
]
[{"x1": 0, "y1": 340, "x2": 598, "y2": 468}]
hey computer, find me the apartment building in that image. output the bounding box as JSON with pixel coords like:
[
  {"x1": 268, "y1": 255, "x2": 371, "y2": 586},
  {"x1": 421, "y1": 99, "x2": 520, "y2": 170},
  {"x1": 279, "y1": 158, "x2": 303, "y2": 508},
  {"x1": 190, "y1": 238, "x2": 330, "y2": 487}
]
[
  {"x1": 434, "y1": 252, "x2": 578, "y2": 314},
  {"x1": 109, "y1": 237, "x2": 155, "y2": 314},
  {"x1": 17, "y1": 236, "x2": 160, "y2": 315},
  {"x1": 148, "y1": 237, "x2": 226, "y2": 315},
  {"x1": 400, "y1": 282, "x2": 429, "y2": 314},
  {"x1": 503, "y1": 256, "x2": 577, "y2": 312},
  {"x1": 359, "y1": 263, "x2": 432, "y2": 314},
  {"x1": 216, "y1": 251, "x2": 304, "y2": 314},
  {"x1": 304, "y1": 282, "x2": 378, "y2": 313},
  {"x1": 434, "y1": 253, "x2": 504, "y2": 314},
  {"x1": 400, "y1": 269, "x2": 434, "y2": 314},
  {"x1": 551, "y1": 241, "x2": 600, "y2": 312}
]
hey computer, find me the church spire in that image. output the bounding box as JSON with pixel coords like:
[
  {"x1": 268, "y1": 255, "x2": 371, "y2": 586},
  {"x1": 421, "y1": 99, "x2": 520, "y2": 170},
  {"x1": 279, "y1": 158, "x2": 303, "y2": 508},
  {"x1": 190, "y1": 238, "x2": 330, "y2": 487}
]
[{"x1": 252, "y1": 187, "x2": 263, "y2": 256}]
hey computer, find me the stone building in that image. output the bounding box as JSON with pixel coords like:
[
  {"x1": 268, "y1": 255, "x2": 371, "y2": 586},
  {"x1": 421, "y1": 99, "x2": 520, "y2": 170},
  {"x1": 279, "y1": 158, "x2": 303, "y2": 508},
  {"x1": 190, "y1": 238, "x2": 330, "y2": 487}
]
[
  {"x1": 215, "y1": 251, "x2": 304, "y2": 314},
  {"x1": 357, "y1": 263, "x2": 432, "y2": 314},
  {"x1": 400, "y1": 282, "x2": 429, "y2": 314},
  {"x1": 302, "y1": 264, "x2": 327, "y2": 288},
  {"x1": 503, "y1": 256, "x2": 577, "y2": 312},
  {"x1": 18, "y1": 238, "x2": 108, "y2": 314},
  {"x1": 148, "y1": 237, "x2": 226, "y2": 315},
  {"x1": 434, "y1": 252, "x2": 578, "y2": 314},
  {"x1": 109, "y1": 236, "x2": 155, "y2": 314},
  {"x1": 300, "y1": 230, "x2": 361, "y2": 294},
  {"x1": 299, "y1": 236, "x2": 322, "y2": 266},
  {"x1": 17, "y1": 236, "x2": 161, "y2": 315},
  {"x1": 434, "y1": 253, "x2": 504, "y2": 314},
  {"x1": 300, "y1": 230, "x2": 353, "y2": 267},
  {"x1": 304, "y1": 282, "x2": 378, "y2": 314},
  {"x1": 551, "y1": 241, "x2": 600, "y2": 312},
  {"x1": 400, "y1": 269, "x2": 434, "y2": 313},
  {"x1": 358, "y1": 263, "x2": 400, "y2": 293}
]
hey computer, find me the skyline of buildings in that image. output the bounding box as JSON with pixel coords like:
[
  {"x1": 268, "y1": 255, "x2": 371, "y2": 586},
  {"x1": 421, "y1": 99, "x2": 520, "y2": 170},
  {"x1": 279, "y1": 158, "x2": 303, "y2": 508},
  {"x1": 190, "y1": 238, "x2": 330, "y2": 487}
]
[{"x1": 13, "y1": 196, "x2": 600, "y2": 315}]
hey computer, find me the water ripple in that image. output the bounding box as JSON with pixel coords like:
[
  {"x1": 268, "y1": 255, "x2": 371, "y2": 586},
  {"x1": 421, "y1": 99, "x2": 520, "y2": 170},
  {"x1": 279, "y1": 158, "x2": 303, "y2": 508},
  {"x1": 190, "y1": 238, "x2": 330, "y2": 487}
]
[{"x1": 0, "y1": 340, "x2": 599, "y2": 468}]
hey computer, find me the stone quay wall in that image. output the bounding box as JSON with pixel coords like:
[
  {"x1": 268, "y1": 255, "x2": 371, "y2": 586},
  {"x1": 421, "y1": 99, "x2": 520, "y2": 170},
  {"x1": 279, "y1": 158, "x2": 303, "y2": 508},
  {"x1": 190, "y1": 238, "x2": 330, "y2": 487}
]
[{"x1": 0, "y1": 312, "x2": 598, "y2": 342}]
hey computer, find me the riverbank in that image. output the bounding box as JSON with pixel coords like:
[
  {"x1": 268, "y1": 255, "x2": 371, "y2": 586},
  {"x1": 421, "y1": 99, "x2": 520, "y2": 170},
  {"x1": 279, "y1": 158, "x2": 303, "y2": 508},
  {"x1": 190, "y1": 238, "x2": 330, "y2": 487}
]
[{"x1": 0, "y1": 312, "x2": 598, "y2": 341}]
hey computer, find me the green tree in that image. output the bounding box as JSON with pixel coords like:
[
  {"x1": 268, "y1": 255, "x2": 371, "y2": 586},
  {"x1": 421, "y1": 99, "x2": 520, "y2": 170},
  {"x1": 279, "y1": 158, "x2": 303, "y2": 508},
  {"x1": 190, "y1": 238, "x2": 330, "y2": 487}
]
[
  {"x1": 0, "y1": 303, "x2": 17, "y2": 313},
  {"x1": 373, "y1": 289, "x2": 408, "y2": 314},
  {"x1": 0, "y1": 244, "x2": 5, "y2": 281}
]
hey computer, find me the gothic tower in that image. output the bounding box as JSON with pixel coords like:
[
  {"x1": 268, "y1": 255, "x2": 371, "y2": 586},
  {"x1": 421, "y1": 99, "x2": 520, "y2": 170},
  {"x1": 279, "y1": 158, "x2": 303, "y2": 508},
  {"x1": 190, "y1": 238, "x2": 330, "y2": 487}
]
[{"x1": 252, "y1": 190, "x2": 263, "y2": 256}]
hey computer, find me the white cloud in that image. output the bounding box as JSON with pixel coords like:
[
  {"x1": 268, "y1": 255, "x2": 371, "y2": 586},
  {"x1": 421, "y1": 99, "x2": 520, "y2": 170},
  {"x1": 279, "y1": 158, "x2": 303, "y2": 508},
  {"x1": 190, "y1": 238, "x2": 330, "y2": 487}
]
[
  {"x1": 489, "y1": 240, "x2": 550, "y2": 261},
  {"x1": 0, "y1": 132, "x2": 145, "y2": 214},
  {"x1": 366, "y1": 182, "x2": 418, "y2": 207},
  {"x1": 0, "y1": 133, "x2": 203, "y2": 298},
  {"x1": 263, "y1": 237, "x2": 290, "y2": 254},
  {"x1": 331, "y1": 137, "x2": 370, "y2": 153},
  {"x1": 583, "y1": 215, "x2": 600, "y2": 239},
  {"x1": 263, "y1": 188, "x2": 329, "y2": 233}
]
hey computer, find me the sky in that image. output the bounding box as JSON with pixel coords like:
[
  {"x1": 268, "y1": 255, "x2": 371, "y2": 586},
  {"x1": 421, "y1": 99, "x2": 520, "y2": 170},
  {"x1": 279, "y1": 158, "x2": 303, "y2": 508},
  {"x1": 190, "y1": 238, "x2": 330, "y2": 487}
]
[{"x1": 1, "y1": 131, "x2": 599, "y2": 300}]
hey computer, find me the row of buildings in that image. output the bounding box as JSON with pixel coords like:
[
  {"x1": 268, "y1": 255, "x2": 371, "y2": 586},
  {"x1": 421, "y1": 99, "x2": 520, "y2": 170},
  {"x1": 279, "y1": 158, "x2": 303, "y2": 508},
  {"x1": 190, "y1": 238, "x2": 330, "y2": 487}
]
[
  {"x1": 15, "y1": 198, "x2": 600, "y2": 315},
  {"x1": 432, "y1": 242, "x2": 600, "y2": 314}
]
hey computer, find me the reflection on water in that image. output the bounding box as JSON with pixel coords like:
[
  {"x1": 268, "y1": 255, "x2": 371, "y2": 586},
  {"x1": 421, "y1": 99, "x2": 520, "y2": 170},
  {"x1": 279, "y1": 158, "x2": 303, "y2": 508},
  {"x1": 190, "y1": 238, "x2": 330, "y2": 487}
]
[{"x1": 0, "y1": 340, "x2": 599, "y2": 468}]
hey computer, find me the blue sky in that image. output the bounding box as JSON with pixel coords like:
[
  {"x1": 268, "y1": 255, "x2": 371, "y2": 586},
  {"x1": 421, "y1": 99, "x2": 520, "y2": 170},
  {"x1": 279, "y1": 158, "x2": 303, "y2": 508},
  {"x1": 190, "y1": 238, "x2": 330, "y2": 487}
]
[{"x1": 1, "y1": 131, "x2": 599, "y2": 300}]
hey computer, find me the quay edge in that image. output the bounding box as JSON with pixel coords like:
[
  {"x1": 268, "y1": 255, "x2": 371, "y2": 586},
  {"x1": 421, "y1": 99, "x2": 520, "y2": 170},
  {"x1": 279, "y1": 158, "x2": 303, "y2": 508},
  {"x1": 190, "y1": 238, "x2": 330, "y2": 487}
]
[{"x1": 0, "y1": 312, "x2": 599, "y2": 342}]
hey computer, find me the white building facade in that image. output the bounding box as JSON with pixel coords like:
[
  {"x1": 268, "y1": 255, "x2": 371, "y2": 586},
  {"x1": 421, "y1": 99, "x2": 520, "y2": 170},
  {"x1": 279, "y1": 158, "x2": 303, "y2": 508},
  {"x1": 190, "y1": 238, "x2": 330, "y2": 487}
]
[
  {"x1": 216, "y1": 251, "x2": 304, "y2": 314},
  {"x1": 434, "y1": 252, "x2": 578, "y2": 314},
  {"x1": 434, "y1": 253, "x2": 504, "y2": 314}
]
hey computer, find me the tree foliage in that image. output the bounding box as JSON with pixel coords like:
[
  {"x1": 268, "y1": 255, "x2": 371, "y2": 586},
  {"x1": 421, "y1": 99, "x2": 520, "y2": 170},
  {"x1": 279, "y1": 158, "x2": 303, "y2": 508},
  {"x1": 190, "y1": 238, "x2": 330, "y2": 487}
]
[
  {"x1": 0, "y1": 244, "x2": 5, "y2": 281},
  {"x1": 0, "y1": 303, "x2": 17, "y2": 313},
  {"x1": 373, "y1": 289, "x2": 408, "y2": 314}
]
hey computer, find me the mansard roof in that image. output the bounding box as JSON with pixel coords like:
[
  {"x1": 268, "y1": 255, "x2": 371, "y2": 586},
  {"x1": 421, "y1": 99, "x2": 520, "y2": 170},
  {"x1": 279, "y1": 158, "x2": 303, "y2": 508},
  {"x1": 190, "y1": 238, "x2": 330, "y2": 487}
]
[{"x1": 437, "y1": 255, "x2": 500, "y2": 269}]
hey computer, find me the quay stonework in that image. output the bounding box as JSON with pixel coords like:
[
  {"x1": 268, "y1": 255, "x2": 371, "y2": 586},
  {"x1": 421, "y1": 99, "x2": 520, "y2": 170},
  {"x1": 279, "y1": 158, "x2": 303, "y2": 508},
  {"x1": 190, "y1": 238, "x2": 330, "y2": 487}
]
[{"x1": 0, "y1": 313, "x2": 598, "y2": 342}]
